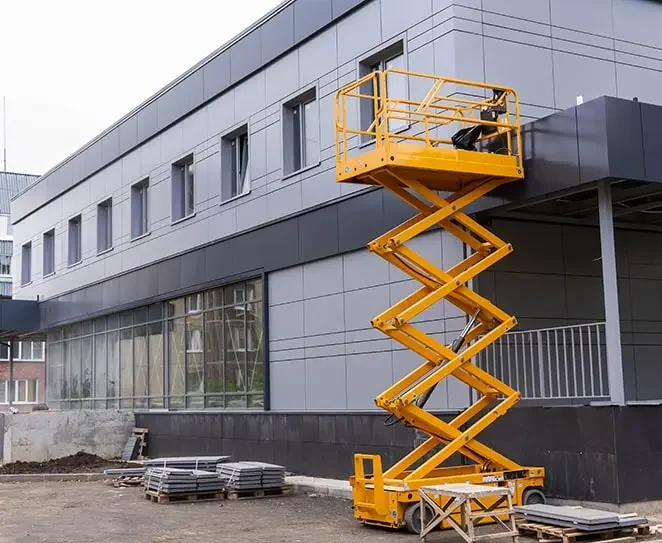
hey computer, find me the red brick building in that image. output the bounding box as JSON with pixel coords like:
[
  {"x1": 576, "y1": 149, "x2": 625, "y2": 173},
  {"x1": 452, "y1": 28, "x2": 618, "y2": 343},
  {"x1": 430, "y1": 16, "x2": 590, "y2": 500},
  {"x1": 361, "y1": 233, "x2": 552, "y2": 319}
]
[{"x1": 0, "y1": 340, "x2": 45, "y2": 411}]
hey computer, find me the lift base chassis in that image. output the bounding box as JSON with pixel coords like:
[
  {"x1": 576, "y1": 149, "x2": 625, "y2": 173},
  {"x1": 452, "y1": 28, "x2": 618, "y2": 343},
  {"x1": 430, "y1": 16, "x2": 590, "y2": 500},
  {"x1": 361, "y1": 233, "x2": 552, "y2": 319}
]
[{"x1": 351, "y1": 464, "x2": 544, "y2": 530}]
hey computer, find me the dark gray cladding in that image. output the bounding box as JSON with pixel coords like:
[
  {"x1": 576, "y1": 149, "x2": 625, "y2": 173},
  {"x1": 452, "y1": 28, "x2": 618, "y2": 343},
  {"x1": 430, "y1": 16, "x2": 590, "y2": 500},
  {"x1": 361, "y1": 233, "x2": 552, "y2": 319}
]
[
  {"x1": 0, "y1": 299, "x2": 40, "y2": 337},
  {"x1": 500, "y1": 96, "x2": 662, "y2": 204},
  {"x1": 137, "y1": 405, "x2": 662, "y2": 505}
]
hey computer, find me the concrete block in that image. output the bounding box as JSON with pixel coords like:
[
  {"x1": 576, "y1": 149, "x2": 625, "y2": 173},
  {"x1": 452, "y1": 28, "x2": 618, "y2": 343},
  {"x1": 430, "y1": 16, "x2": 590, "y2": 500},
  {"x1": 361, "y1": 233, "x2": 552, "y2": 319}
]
[
  {"x1": 286, "y1": 475, "x2": 352, "y2": 499},
  {"x1": 2, "y1": 410, "x2": 135, "y2": 463}
]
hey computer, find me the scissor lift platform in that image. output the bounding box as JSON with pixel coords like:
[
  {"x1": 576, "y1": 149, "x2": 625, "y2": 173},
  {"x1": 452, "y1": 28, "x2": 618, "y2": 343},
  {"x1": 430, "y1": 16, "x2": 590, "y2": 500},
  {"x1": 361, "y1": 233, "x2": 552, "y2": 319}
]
[
  {"x1": 334, "y1": 70, "x2": 544, "y2": 534},
  {"x1": 337, "y1": 143, "x2": 523, "y2": 191}
]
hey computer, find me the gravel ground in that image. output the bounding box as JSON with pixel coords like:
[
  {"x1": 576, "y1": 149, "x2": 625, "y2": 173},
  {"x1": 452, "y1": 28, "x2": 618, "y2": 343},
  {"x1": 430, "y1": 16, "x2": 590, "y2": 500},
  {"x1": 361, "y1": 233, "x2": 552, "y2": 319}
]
[{"x1": 0, "y1": 481, "x2": 516, "y2": 543}]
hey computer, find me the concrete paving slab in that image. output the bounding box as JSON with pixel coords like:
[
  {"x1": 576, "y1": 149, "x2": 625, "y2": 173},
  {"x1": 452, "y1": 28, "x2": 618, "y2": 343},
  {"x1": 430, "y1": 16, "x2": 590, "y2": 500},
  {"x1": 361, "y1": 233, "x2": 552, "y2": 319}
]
[{"x1": 286, "y1": 475, "x2": 352, "y2": 499}]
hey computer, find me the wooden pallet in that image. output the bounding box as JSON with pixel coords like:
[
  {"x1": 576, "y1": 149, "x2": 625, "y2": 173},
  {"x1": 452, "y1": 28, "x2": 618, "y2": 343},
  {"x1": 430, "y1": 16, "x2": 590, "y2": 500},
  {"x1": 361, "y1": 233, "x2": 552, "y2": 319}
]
[
  {"x1": 133, "y1": 428, "x2": 148, "y2": 460},
  {"x1": 225, "y1": 485, "x2": 292, "y2": 500},
  {"x1": 517, "y1": 521, "x2": 650, "y2": 543},
  {"x1": 144, "y1": 489, "x2": 225, "y2": 504}
]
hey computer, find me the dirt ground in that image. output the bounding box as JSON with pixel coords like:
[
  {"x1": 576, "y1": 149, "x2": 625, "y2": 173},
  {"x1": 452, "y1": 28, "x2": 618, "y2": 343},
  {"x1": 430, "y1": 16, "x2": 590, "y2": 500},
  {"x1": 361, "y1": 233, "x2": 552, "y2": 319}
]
[
  {"x1": 0, "y1": 481, "x2": 519, "y2": 543},
  {"x1": 0, "y1": 452, "x2": 130, "y2": 474}
]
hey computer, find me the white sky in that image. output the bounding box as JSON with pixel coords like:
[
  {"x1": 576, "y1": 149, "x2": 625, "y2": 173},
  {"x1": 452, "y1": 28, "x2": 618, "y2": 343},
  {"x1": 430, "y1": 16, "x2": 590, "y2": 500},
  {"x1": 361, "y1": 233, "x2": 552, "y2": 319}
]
[{"x1": 0, "y1": 0, "x2": 283, "y2": 176}]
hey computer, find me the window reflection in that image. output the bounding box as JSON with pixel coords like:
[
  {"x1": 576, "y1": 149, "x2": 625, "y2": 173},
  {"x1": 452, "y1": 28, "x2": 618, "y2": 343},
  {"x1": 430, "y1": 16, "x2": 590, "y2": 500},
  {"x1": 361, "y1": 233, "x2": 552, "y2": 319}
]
[{"x1": 45, "y1": 279, "x2": 264, "y2": 410}]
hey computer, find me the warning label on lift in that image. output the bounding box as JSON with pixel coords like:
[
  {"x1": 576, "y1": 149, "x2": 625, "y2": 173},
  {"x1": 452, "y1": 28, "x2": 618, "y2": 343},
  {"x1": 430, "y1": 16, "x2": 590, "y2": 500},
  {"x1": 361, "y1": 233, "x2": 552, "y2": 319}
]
[{"x1": 481, "y1": 475, "x2": 504, "y2": 483}]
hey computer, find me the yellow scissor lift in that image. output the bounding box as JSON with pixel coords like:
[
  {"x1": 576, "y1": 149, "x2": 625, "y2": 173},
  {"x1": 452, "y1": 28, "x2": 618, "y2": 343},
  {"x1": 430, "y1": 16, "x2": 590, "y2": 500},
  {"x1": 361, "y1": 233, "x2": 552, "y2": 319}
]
[{"x1": 334, "y1": 69, "x2": 545, "y2": 534}]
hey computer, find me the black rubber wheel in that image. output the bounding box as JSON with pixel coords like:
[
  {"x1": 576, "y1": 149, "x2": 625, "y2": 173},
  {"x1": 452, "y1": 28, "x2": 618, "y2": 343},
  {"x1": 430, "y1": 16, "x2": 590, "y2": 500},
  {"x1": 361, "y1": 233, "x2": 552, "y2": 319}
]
[
  {"x1": 404, "y1": 502, "x2": 433, "y2": 534},
  {"x1": 522, "y1": 488, "x2": 546, "y2": 505}
]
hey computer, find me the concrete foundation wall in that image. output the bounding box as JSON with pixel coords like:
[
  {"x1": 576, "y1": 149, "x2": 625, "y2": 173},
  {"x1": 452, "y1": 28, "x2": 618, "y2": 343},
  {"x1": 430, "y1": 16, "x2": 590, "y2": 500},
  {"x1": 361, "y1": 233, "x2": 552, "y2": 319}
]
[{"x1": 1, "y1": 410, "x2": 134, "y2": 463}]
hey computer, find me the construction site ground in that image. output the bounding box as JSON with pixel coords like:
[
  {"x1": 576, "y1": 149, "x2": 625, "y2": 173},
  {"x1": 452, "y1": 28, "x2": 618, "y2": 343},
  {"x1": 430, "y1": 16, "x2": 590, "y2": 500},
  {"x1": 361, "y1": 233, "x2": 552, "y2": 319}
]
[
  {"x1": 0, "y1": 480, "x2": 528, "y2": 543},
  {"x1": 0, "y1": 452, "x2": 129, "y2": 474}
]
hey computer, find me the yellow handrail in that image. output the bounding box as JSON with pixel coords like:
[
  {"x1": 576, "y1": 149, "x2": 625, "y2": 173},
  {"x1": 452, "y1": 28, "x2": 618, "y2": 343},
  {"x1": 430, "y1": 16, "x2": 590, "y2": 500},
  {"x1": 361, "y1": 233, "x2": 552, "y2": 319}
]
[{"x1": 335, "y1": 69, "x2": 522, "y2": 173}]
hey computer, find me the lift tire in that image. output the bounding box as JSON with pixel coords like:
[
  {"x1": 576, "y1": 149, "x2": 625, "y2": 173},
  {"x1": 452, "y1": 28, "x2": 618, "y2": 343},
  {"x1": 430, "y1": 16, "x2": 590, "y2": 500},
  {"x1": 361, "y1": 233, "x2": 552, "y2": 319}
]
[
  {"x1": 522, "y1": 488, "x2": 546, "y2": 505},
  {"x1": 404, "y1": 502, "x2": 434, "y2": 534}
]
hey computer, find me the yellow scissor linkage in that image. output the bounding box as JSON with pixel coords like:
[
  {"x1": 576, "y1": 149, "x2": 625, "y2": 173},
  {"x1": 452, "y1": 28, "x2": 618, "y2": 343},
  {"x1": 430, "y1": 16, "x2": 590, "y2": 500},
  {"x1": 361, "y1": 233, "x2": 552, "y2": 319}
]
[{"x1": 335, "y1": 69, "x2": 544, "y2": 533}]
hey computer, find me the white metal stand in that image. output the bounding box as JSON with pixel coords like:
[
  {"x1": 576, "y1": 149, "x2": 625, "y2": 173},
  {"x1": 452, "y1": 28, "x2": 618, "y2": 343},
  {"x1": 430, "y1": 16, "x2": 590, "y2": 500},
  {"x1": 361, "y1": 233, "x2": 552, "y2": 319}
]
[{"x1": 418, "y1": 483, "x2": 519, "y2": 543}]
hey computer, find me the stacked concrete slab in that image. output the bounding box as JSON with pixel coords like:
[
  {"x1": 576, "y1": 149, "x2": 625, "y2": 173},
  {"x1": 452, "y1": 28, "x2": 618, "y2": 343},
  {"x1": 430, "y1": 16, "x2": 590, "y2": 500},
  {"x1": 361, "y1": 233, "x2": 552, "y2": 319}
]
[
  {"x1": 145, "y1": 468, "x2": 224, "y2": 494},
  {"x1": 217, "y1": 462, "x2": 286, "y2": 490},
  {"x1": 515, "y1": 505, "x2": 647, "y2": 531},
  {"x1": 143, "y1": 456, "x2": 231, "y2": 471}
]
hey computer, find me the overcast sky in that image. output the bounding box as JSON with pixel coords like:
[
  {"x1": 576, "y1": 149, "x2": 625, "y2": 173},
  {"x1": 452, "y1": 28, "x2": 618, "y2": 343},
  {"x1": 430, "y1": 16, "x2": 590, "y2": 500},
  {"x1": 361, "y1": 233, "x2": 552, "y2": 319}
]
[{"x1": 0, "y1": 0, "x2": 282, "y2": 176}]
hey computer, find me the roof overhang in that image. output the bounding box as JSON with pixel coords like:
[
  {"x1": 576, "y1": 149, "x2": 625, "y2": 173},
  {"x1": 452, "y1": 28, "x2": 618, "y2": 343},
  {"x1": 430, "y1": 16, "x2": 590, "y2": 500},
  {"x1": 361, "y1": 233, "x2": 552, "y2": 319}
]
[
  {"x1": 0, "y1": 299, "x2": 41, "y2": 341},
  {"x1": 481, "y1": 96, "x2": 662, "y2": 227}
]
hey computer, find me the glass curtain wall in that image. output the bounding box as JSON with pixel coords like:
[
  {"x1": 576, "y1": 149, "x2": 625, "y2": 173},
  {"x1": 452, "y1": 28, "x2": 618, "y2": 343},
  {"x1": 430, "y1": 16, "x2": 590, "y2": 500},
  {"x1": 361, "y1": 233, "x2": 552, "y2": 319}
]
[{"x1": 46, "y1": 278, "x2": 264, "y2": 409}]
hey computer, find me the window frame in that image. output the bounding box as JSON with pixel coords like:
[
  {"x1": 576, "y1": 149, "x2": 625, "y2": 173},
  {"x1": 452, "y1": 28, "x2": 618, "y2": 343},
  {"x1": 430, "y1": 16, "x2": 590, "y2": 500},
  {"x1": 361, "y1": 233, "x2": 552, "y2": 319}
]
[
  {"x1": 67, "y1": 214, "x2": 83, "y2": 267},
  {"x1": 282, "y1": 86, "x2": 321, "y2": 177},
  {"x1": 131, "y1": 178, "x2": 150, "y2": 240},
  {"x1": 43, "y1": 228, "x2": 56, "y2": 277},
  {"x1": 0, "y1": 253, "x2": 11, "y2": 276},
  {"x1": 0, "y1": 379, "x2": 39, "y2": 404},
  {"x1": 12, "y1": 379, "x2": 38, "y2": 404},
  {"x1": 171, "y1": 154, "x2": 196, "y2": 224},
  {"x1": 357, "y1": 39, "x2": 408, "y2": 144},
  {"x1": 0, "y1": 341, "x2": 46, "y2": 362},
  {"x1": 220, "y1": 123, "x2": 250, "y2": 204},
  {"x1": 21, "y1": 241, "x2": 32, "y2": 286},
  {"x1": 44, "y1": 277, "x2": 266, "y2": 411},
  {"x1": 97, "y1": 198, "x2": 113, "y2": 254}
]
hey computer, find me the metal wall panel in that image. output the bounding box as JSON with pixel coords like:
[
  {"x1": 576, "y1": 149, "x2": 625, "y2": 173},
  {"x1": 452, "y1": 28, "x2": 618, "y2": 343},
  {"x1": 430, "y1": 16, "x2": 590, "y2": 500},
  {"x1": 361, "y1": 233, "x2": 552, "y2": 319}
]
[
  {"x1": 118, "y1": 115, "x2": 139, "y2": 156},
  {"x1": 202, "y1": 50, "x2": 232, "y2": 101},
  {"x1": 268, "y1": 229, "x2": 468, "y2": 411},
  {"x1": 613, "y1": 0, "x2": 662, "y2": 49},
  {"x1": 550, "y1": 0, "x2": 614, "y2": 35},
  {"x1": 261, "y1": 5, "x2": 295, "y2": 64},
  {"x1": 552, "y1": 52, "x2": 617, "y2": 111},
  {"x1": 606, "y1": 98, "x2": 646, "y2": 181},
  {"x1": 294, "y1": 0, "x2": 333, "y2": 42},
  {"x1": 642, "y1": 102, "x2": 662, "y2": 182},
  {"x1": 136, "y1": 102, "x2": 159, "y2": 142},
  {"x1": 0, "y1": 299, "x2": 40, "y2": 333}
]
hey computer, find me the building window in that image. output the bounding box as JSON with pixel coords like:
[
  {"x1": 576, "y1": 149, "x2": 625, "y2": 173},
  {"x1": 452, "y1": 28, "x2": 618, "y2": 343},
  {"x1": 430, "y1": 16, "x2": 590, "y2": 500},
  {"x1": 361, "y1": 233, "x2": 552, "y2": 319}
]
[
  {"x1": 97, "y1": 199, "x2": 113, "y2": 253},
  {"x1": 131, "y1": 179, "x2": 149, "y2": 239},
  {"x1": 0, "y1": 255, "x2": 10, "y2": 275},
  {"x1": 283, "y1": 88, "x2": 320, "y2": 175},
  {"x1": 221, "y1": 125, "x2": 249, "y2": 202},
  {"x1": 359, "y1": 42, "x2": 407, "y2": 138},
  {"x1": 13, "y1": 380, "x2": 38, "y2": 404},
  {"x1": 172, "y1": 155, "x2": 195, "y2": 222},
  {"x1": 68, "y1": 215, "x2": 82, "y2": 266},
  {"x1": 21, "y1": 242, "x2": 31, "y2": 286},
  {"x1": 44, "y1": 278, "x2": 265, "y2": 410},
  {"x1": 43, "y1": 229, "x2": 55, "y2": 276},
  {"x1": 0, "y1": 380, "x2": 38, "y2": 404},
  {"x1": 0, "y1": 341, "x2": 45, "y2": 361}
]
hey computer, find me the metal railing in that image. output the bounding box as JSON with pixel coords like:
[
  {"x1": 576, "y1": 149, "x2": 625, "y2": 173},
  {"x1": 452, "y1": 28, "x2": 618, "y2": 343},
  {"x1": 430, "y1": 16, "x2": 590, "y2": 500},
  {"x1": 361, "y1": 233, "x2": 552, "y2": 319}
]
[
  {"x1": 335, "y1": 68, "x2": 523, "y2": 162},
  {"x1": 475, "y1": 322, "x2": 609, "y2": 403}
]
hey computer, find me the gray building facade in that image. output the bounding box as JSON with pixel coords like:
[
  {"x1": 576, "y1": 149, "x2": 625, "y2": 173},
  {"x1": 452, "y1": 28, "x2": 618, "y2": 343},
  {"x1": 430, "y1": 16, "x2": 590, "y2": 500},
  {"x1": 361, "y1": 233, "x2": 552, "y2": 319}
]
[
  {"x1": 9, "y1": 0, "x2": 662, "y2": 504},
  {"x1": 0, "y1": 171, "x2": 38, "y2": 297}
]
